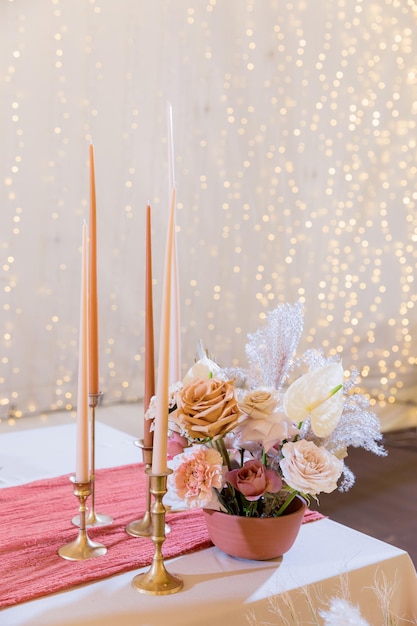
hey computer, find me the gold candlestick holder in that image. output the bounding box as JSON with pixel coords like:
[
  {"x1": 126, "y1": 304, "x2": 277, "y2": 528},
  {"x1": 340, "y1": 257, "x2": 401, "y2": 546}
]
[
  {"x1": 132, "y1": 470, "x2": 183, "y2": 595},
  {"x1": 58, "y1": 477, "x2": 107, "y2": 560},
  {"x1": 125, "y1": 441, "x2": 171, "y2": 538},
  {"x1": 126, "y1": 440, "x2": 153, "y2": 537},
  {"x1": 73, "y1": 392, "x2": 113, "y2": 528}
]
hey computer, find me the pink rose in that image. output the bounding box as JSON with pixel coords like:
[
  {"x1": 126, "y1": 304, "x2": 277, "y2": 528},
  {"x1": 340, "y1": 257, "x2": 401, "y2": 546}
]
[
  {"x1": 225, "y1": 459, "x2": 282, "y2": 501},
  {"x1": 167, "y1": 431, "x2": 189, "y2": 459},
  {"x1": 279, "y1": 439, "x2": 344, "y2": 495}
]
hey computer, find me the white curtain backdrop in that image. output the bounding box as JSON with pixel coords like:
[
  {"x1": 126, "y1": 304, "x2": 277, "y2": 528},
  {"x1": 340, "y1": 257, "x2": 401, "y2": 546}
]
[{"x1": 0, "y1": 0, "x2": 416, "y2": 431}]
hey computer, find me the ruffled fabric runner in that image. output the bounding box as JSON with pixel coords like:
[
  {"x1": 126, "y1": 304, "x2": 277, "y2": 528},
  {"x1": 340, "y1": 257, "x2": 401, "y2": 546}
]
[{"x1": 0, "y1": 463, "x2": 323, "y2": 609}]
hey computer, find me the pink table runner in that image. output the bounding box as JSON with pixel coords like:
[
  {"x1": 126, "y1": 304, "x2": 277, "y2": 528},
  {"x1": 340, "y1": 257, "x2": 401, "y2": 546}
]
[{"x1": 0, "y1": 463, "x2": 323, "y2": 609}]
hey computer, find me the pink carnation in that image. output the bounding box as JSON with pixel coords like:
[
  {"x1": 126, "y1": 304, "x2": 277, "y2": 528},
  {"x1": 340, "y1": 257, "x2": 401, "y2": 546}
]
[{"x1": 170, "y1": 446, "x2": 224, "y2": 508}]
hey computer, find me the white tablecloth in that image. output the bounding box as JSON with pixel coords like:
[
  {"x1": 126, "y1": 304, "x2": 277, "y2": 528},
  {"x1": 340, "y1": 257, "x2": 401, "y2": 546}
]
[{"x1": 1, "y1": 423, "x2": 416, "y2": 626}]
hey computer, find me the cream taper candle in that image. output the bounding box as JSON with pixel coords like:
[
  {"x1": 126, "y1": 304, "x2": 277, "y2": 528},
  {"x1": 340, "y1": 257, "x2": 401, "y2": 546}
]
[
  {"x1": 143, "y1": 203, "x2": 155, "y2": 448},
  {"x1": 169, "y1": 231, "x2": 181, "y2": 385},
  {"x1": 151, "y1": 187, "x2": 176, "y2": 475},
  {"x1": 75, "y1": 221, "x2": 89, "y2": 483},
  {"x1": 167, "y1": 102, "x2": 175, "y2": 190},
  {"x1": 167, "y1": 103, "x2": 181, "y2": 384}
]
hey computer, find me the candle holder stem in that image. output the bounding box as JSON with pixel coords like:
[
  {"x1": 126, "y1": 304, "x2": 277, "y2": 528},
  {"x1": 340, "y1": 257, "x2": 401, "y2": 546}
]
[
  {"x1": 126, "y1": 441, "x2": 153, "y2": 537},
  {"x1": 59, "y1": 478, "x2": 107, "y2": 560},
  {"x1": 132, "y1": 471, "x2": 183, "y2": 595},
  {"x1": 126, "y1": 441, "x2": 171, "y2": 537},
  {"x1": 73, "y1": 392, "x2": 112, "y2": 528}
]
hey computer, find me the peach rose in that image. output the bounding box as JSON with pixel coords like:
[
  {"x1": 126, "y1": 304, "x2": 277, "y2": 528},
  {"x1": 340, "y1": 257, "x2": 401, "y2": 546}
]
[
  {"x1": 172, "y1": 377, "x2": 243, "y2": 440},
  {"x1": 279, "y1": 439, "x2": 343, "y2": 495},
  {"x1": 225, "y1": 459, "x2": 282, "y2": 501}
]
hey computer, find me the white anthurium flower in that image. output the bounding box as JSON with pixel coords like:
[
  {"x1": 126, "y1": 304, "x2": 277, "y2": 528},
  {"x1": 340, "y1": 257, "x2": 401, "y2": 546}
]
[
  {"x1": 283, "y1": 362, "x2": 344, "y2": 438},
  {"x1": 183, "y1": 355, "x2": 221, "y2": 384}
]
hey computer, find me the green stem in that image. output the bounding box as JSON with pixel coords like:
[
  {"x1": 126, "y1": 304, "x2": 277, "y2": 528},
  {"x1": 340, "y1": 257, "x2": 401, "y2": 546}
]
[
  {"x1": 275, "y1": 491, "x2": 298, "y2": 517},
  {"x1": 216, "y1": 436, "x2": 232, "y2": 470}
]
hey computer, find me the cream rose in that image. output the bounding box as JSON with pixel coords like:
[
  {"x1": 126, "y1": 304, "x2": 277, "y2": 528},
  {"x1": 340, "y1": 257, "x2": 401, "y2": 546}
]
[
  {"x1": 238, "y1": 388, "x2": 279, "y2": 420},
  {"x1": 279, "y1": 439, "x2": 343, "y2": 495},
  {"x1": 236, "y1": 410, "x2": 299, "y2": 452},
  {"x1": 172, "y1": 377, "x2": 243, "y2": 440},
  {"x1": 236, "y1": 388, "x2": 297, "y2": 451}
]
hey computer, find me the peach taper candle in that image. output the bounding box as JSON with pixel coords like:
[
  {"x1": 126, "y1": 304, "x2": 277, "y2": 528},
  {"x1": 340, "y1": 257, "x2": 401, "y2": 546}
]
[{"x1": 88, "y1": 143, "x2": 99, "y2": 396}]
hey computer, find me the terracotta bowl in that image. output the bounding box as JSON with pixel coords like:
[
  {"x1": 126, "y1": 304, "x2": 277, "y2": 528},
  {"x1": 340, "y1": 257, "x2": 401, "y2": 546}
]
[{"x1": 203, "y1": 496, "x2": 306, "y2": 560}]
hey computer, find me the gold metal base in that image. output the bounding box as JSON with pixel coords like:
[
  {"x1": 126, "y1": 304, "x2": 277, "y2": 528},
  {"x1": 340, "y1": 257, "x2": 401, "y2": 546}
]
[
  {"x1": 132, "y1": 560, "x2": 183, "y2": 595},
  {"x1": 58, "y1": 530, "x2": 107, "y2": 561},
  {"x1": 131, "y1": 470, "x2": 183, "y2": 595},
  {"x1": 126, "y1": 511, "x2": 153, "y2": 537},
  {"x1": 58, "y1": 477, "x2": 107, "y2": 561},
  {"x1": 72, "y1": 510, "x2": 113, "y2": 528}
]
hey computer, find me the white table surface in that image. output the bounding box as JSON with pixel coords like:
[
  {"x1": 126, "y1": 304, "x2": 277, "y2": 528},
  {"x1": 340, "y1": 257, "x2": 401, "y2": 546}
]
[{"x1": 0, "y1": 423, "x2": 416, "y2": 626}]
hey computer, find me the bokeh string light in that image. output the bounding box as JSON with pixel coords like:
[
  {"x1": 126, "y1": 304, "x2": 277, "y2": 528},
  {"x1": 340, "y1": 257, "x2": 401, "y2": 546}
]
[{"x1": 0, "y1": 0, "x2": 415, "y2": 431}]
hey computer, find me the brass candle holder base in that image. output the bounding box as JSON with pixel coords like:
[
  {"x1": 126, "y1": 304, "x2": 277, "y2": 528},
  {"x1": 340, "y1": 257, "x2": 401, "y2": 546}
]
[
  {"x1": 126, "y1": 441, "x2": 153, "y2": 537},
  {"x1": 132, "y1": 470, "x2": 183, "y2": 595},
  {"x1": 73, "y1": 392, "x2": 113, "y2": 528},
  {"x1": 126, "y1": 510, "x2": 153, "y2": 537},
  {"x1": 59, "y1": 477, "x2": 107, "y2": 561},
  {"x1": 85, "y1": 509, "x2": 113, "y2": 527}
]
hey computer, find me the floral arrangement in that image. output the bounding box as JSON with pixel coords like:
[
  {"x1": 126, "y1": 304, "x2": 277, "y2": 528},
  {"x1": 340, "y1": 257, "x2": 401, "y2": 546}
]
[{"x1": 147, "y1": 302, "x2": 385, "y2": 518}]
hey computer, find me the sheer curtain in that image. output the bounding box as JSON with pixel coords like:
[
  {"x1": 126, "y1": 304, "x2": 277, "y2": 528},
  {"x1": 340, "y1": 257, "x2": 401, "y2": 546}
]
[{"x1": 0, "y1": 0, "x2": 415, "y2": 431}]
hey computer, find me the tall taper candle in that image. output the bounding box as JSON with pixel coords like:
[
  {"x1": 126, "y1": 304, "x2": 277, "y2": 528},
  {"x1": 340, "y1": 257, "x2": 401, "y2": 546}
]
[
  {"x1": 169, "y1": 231, "x2": 181, "y2": 384},
  {"x1": 143, "y1": 203, "x2": 155, "y2": 447},
  {"x1": 167, "y1": 102, "x2": 175, "y2": 189},
  {"x1": 88, "y1": 144, "x2": 99, "y2": 396},
  {"x1": 167, "y1": 103, "x2": 181, "y2": 384},
  {"x1": 151, "y1": 187, "x2": 176, "y2": 475},
  {"x1": 76, "y1": 221, "x2": 89, "y2": 483}
]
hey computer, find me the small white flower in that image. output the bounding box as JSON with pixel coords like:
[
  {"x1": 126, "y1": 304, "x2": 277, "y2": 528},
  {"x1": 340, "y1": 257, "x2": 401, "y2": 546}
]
[
  {"x1": 183, "y1": 355, "x2": 221, "y2": 384},
  {"x1": 320, "y1": 598, "x2": 370, "y2": 626}
]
